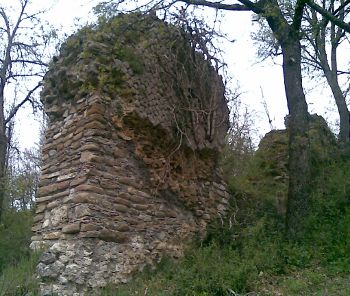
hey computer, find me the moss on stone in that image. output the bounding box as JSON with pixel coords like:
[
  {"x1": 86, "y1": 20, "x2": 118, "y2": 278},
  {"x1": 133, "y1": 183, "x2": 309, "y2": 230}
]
[{"x1": 45, "y1": 13, "x2": 157, "y2": 101}]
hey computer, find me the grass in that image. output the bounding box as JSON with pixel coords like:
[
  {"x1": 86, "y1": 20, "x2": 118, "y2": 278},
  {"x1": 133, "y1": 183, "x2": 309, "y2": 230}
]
[
  {"x1": 2, "y1": 128, "x2": 350, "y2": 296},
  {"x1": 4, "y1": 247, "x2": 350, "y2": 296},
  {"x1": 0, "y1": 210, "x2": 33, "y2": 272},
  {"x1": 104, "y1": 241, "x2": 350, "y2": 296},
  {"x1": 255, "y1": 267, "x2": 350, "y2": 295},
  {"x1": 0, "y1": 252, "x2": 40, "y2": 296},
  {"x1": 101, "y1": 143, "x2": 350, "y2": 295},
  {"x1": 0, "y1": 210, "x2": 40, "y2": 296}
]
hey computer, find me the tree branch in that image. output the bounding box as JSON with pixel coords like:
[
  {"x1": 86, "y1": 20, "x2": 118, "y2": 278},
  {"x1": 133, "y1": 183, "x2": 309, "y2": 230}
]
[
  {"x1": 12, "y1": 42, "x2": 38, "y2": 48},
  {"x1": 178, "y1": 0, "x2": 259, "y2": 12},
  {"x1": 337, "y1": 69, "x2": 350, "y2": 75},
  {"x1": 5, "y1": 82, "x2": 42, "y2": 125},
  {"x1": 333, "y1": 0, "x2": 350, "y2": 17},
  {"x1": 292, "y1": 0, "x2": 307, "y2": 31},
  {"x1": 306, "y1": 0, "x2": 350, "y2": 33},
  {"x1": 11, "y1": 59, "x2": 48, "y2": 67},
  {"x1": 6, "y1": 73, "x2": 45, "y2": 80}
]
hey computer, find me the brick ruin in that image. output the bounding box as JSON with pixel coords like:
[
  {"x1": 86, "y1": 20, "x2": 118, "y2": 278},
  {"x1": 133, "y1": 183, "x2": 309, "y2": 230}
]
[{"x1": 31, "y1": 14, "x2": 230, "y2": 295}]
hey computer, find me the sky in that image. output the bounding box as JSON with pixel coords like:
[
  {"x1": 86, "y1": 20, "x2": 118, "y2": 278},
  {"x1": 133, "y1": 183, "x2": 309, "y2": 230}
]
[
  {"x1": 12, "y1": 0, "x2": 101, "y2": 150},
  {"x1": 8, "y1": 0, "x2": 344, "y2": 149}
]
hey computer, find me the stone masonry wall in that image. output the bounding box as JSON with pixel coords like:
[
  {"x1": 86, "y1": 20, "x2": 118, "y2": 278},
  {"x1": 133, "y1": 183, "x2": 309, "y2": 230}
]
[{"x1": 31, "y1": 14, "x2": 230, "y2": 295}]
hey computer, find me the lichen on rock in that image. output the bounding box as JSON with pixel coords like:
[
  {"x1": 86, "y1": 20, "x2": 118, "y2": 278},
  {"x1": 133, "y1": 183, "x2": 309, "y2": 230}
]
[{"x1": 33, "y1": 13, "x2": 230, "y2": 295}]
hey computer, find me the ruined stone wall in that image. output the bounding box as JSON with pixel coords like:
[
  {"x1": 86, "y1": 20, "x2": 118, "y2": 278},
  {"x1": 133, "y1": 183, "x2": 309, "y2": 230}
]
[{"x1": 31, "y1": 14, "x2": 230, "y2": 295}]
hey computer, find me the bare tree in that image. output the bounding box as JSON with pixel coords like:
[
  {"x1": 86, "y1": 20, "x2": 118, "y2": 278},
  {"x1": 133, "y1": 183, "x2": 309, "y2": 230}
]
[
  {"x1": 221, "y1": 90, "x2": 257, "y2": 180},
  {"x1": 303, "y1": 0, "x2": 350, "y2": 142},
  {"x1": 253, "y1": 0, "x2": 350, "y2": 142},
  {"x1": 0, "y1": 0, "x2": 54, "y2": 221},
  {"x1": 94, "y1": 0, "x2": 350, "y2": 240},
  {"x1": 6, "y1": 147, "x2": 41, "y2": 210}
]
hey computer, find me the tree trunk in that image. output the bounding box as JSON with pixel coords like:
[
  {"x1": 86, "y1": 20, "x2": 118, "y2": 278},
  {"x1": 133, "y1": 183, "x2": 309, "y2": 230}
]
[
  {"x1": 0, "y1": 91, "x2": 6, "y2": 223},
  {"x1": 328, "y1": 77, "x2": 349, "y2": 142},
  {"x1": 316, "y1": 39, "x2": 349, "y2": 142},
  {"x1": 324, "y1": 70, "x2": 349, "y2": 142},
  {"x1": 264, "y1": 1, "x2": 312, "y2": 240},
  {"x1": 0, "y1": 130, "x2": 6, "y2": 222},
  {"x1": 281, "y1": 35, "x2": 312, "y2": 241}
]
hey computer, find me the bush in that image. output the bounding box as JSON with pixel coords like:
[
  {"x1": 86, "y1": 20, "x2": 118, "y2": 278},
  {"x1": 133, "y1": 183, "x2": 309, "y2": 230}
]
[
  {"x1": 304, "y1": 158, "x2": 350, "y2": 270},
  {"x1": 0, "y1": 252, "x2": 40, "y2": 296},
  {"x1": 0, "y1": 210, "x2": 33, "y2": 272},
  {"x1": 2, "y1": 120, "x2": 349, "y2": 295},
  {"x1": 111, "y1": 243, "x2": 261, "y2": 296}
]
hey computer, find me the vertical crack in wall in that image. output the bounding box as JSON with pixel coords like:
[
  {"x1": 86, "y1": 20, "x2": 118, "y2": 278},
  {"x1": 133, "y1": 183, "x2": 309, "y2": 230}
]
[{"x1": 31, "y1": 13, "x2": 230, "y2": 295}]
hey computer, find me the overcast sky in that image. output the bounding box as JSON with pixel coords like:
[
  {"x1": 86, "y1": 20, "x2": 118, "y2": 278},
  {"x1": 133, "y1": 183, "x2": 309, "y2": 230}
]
[{"x1": 9, "y1": 0, "x2": 343, "y2": 149}]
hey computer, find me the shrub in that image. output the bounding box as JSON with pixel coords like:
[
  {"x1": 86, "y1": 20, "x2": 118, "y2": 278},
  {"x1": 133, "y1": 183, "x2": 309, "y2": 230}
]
[
  {"x1": 0, "y1": 252, "x2": 40, "y2": 296},
  {"x1": 0, "y1": 210, "x2": 33, "y2": 272}
]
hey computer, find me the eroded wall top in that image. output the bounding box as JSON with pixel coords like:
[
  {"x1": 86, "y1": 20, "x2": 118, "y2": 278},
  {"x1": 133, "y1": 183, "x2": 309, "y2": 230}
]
[{"x1": 42, "y1": 13, "x2": 229, "y2": 151}]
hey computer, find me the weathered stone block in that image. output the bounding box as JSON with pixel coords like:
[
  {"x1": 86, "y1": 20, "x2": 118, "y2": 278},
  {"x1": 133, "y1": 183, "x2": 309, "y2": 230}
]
[
  {"x1": 116, "y1": 223, "x2": 130, "y2": 232},
  {"x1": 31, "y1": 235, "x2": 42, "y2": 241},
  {"x1": 114, "y1": 197, "x2": 131, "y2": 207},
  {"x1": 70, "y1": 192, "x2": 104, "y2": 204},
  {"x1": 84, "y1": 120, "x2": 106, "y2": 130},
  {"x1": 50, "y1": 205, "x2": 68, "y2": 226},
  {"x1": 35, "y1": 204, "x2": 46, "y2": 214},
  {"x1": 165, "y1": 210, "x2": 177, "y2": 218},
  {"x1": 75, "y1": 184, "x2": 105, "y2": 194},
  {"x1": 57, "y1": 173, "x2": 76, "y2": 182},
  {"x1": 85, "y1": 103, "x2": 105, "y2": 116},
  {"x1": 133, "y1": 204, "x2": 149, "y2": 211},
  {"x1": 33, "y1": 214, "x2": 44, "y2": 223},
  {"x1": 38, "y1": 181, "x2": 70, "y2": 197},
  {"x1": 32, "y1": 224, "x2": 42, "y2": 232},
  {"x1": 79, "y1": 231, "x2": 100, "y2": 238},
  {"x1": 80, "y1": 151, "x2": 98, "y2": 163},
  {"x1": 74, "y1": 204, "x2": 92, "y2": 218},
  {"x1": 62, "y1": 223, "x2": 81, "y2": 234},
  {"x1": 80, "y1": 223, "x2": 101, "y2": 232},
  {"x1": 47, "y1": 200, "x2": 60, "y2": 210},
  {"x1": 43, "y1": 232, "x2": 61, "y2": 240},
  {"x1": 98, "y1": 229, "x2": 128, "y2": 243},
  {"x1": 114, "y1": 204, "x2": 129, "y2": 213},
  {"x1": 70, "y1": 176, "x2": 88, "y2": 187},
  {"x1": 40, "y1": 252, "x2": 57, "y2": 265},
  {"x1": 80, "y1": 143, "x2": 100, "y2": 152}
]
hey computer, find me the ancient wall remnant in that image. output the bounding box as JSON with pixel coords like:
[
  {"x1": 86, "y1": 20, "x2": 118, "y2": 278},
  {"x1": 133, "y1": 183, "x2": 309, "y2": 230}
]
[{"x1": 31, "y1": 14, "x2": 230, "y2": 295}]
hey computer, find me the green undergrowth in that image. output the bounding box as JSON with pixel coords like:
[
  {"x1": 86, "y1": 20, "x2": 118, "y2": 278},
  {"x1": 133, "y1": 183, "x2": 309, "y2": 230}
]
[
  {"x1": 105, "y1": 140, "x2": 350, "y2": 295},
  {"x1": 0, "y1": 210, "x2": 40, "y2": 296},
  {"x1": 0, "y1": 210, "x2": 39, "y2": 296},
  {"x1": 0, "y1": 210, "x2": 33, "y2": 272},
  {"x1": 0, "y1": 252, "x2": 40, "y2": 296},
  {"x1": 2, "y1": 126, "x2": 350, "y2": 296}
]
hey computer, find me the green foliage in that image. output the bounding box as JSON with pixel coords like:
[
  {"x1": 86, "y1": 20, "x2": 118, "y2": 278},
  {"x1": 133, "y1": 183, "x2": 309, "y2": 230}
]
[
  {"x1": 109, "y1": 243, "x2": 262, "y2": 296},
  {"x1": 0, "y1": 210, "x2": 33, "y2": 272},
  {"x1": 5, "y1": 148, "x2": 41, "y2": 211},
  {"x1": 2, "y1": 120, "x2": 350, "y2": 295},
  {"x1": 104, "y1": 123, "x2": 350, "y2": 295},
  {"x1": 225, "y1": 130, "x2": 289, "y2": 220},
  {"x1": 57, "y1": 13, "x2": 151, "y2": 99},
  {"x1": 220, "y1": 97, "x2": 256, "y2": 182},
  {"x1": 304, "y1": 158, "x2": 350, "y2": 269},
  {"x1": 113, "y1": 43, "x2": 144, "y2": 74},
  {"x1": 0, "y1": 144, "x2": 41, "y2": 294},
  {"x1": 0, "y1": 252, "x2": 40, "y2": 296},
  {"x1": 108, "y1": 186, "x2": 287, "y2": 295},
  {"x1": 0, "y1": 210, "x2": 39, "y2": 296},
  {"x1": 64, "y1": 13, "x2": 148, "y2": 73}
]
